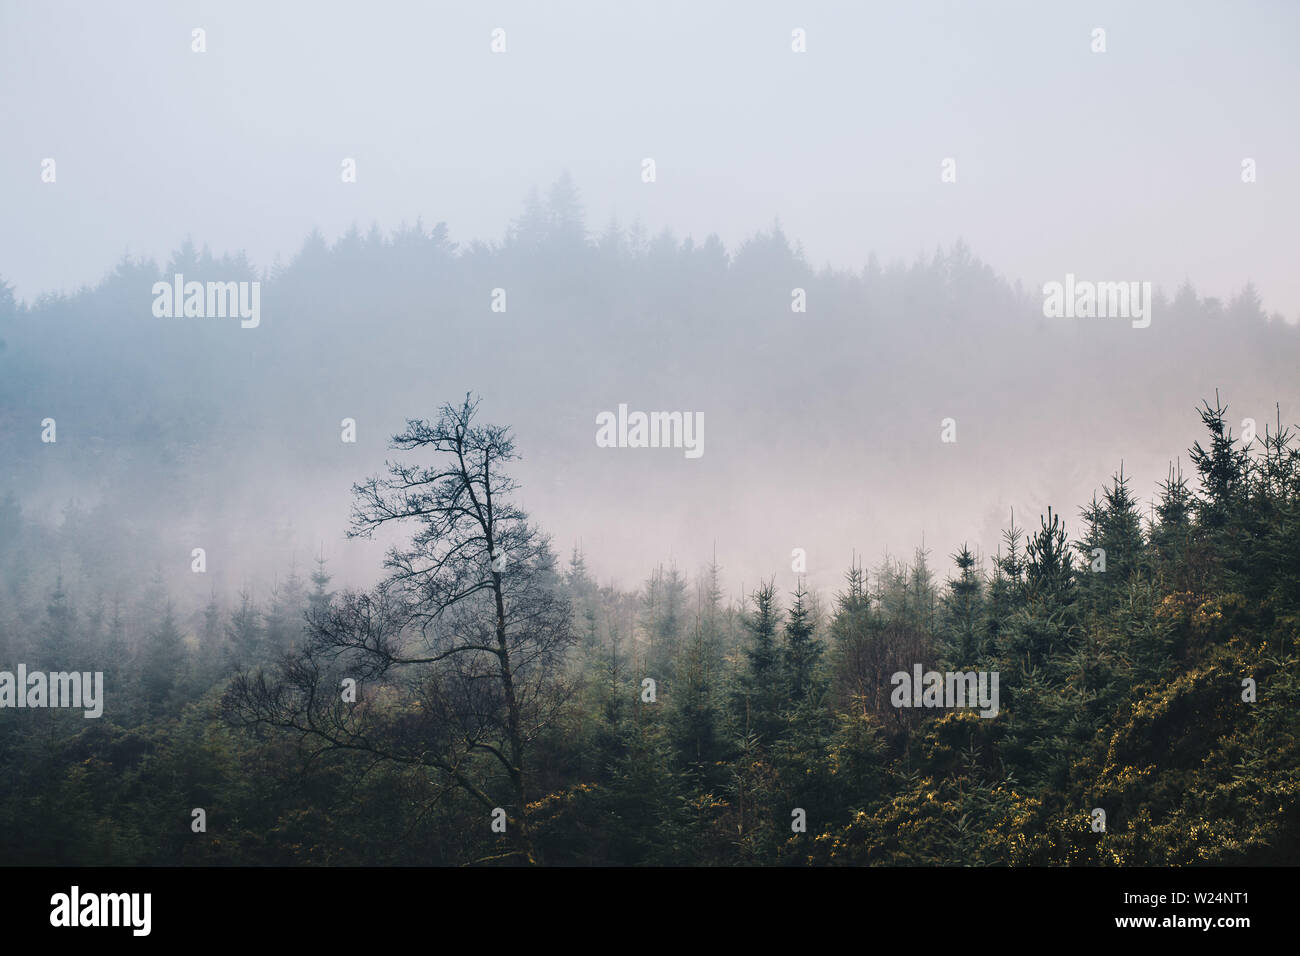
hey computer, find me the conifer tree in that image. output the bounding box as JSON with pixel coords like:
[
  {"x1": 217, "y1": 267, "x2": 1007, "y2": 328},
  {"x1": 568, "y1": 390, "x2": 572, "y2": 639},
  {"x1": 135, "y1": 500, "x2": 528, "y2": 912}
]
[
  {"x1": 196, "y1": 593, "x2": 223, "y2": 684},
  {"x1": 102, "y1": 598, "x2": 129, "y2": 696},
  {"x1": 640, "y1": 563, "x2": 686, "y2": 678},
  {"x1": 1189, "y1": 392, "x2": 1250, "y2": 528},
  {"x1": 307, "y1": 551, "x2": 334, "y2": 617},
  {"x1": 41, "y1": 575, "x2": 77, "y2": 670},
  {"x1": 265, "y1": 566, "x2": 307, "y2": 653},
  {"x1": 737, "y1": 579, "x2": 783, "y2": 743},
  {"x1": 140, "y1": 602, "x2": 185, "y2": 712},
  {"x1": 224, "y1": 589, "x2": 263, "y2": 670},
  {"x1": 566, "y1": 545, "x2": 592, "y2": 598},
  {"x1": 943, "y1": 544, "x2": 983, "y2": 664},
  {"x1": 1151, "y1": 462, "x2": 1194, "y2": 587},
  {"x1": 672, "y1": 616, "x2": 723, "y2": 786},
  {"x1": 829, "y1": 558, "x2": 874, "y2": 715},
  {"x1": 1025, "y1": 507, "x2": 1074, "y2": 606},
  {"x1": 782, "y1": 581, "x2": 820, "y2": 704},
  {"x1": 986, "y1": 513, "x2": 1025, "y2": 648},
  {"x1": 1076, "y1": 466, "x2": 1146, "y2": 612}
]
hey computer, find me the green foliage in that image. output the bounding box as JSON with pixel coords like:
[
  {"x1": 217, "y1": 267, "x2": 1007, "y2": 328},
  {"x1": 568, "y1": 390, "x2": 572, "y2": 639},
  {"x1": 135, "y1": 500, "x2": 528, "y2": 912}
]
[{"x1": 2, "y1": 396, "x2": 1298, "y2": 865}]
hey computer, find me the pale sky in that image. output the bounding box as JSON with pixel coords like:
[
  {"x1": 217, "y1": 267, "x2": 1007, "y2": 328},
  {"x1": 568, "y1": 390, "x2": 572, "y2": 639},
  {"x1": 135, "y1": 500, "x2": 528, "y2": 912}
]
[{"x1": 3, "y1": 0, "x2": 1297, "y2": 316}]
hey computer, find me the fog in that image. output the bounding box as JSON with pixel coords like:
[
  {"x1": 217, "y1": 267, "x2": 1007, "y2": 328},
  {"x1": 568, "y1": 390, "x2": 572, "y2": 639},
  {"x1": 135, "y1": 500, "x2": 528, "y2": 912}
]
[{"x1": 2, "y1": 0, "x2": 1298, "y2": 609}]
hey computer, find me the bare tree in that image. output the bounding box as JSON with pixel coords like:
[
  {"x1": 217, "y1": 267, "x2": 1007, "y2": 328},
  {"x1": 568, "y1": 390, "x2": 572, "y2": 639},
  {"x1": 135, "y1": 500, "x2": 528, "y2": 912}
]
[{"x1": 223, "y1": 395, "x2": 574, "y2": 864}]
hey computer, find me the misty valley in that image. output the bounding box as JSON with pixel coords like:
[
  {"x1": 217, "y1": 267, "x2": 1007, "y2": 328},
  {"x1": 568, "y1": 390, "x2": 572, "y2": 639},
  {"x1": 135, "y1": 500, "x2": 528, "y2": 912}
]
[{"x1": 0, "y1": 196, "x2": 1296, "y2": 866}]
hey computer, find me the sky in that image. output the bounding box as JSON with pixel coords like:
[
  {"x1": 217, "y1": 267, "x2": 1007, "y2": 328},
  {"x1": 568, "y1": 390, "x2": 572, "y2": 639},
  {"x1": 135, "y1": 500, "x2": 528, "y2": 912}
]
[{"x1": 3, "y1": 0, "x2": 1298, "y2": 317}]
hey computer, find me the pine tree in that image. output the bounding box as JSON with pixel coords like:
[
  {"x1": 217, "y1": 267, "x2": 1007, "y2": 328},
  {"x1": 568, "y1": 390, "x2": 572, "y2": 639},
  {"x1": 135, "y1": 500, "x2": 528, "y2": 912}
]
[
  {"x1": 196, "y1": 593, "x2": 224, "y2": 684},
  {"x1": 986, "y1": 513, "x2": 1025, "y2": 649},
  {"x1": 265, "y1": 565, "x2": 307, "y2": 653},
  {"x1": 737, "y1": 579, "x2": 783, "y2": 744},
  {"x1": 1189, "y1": 392, "x2": 1249, "y2": 528},
  {"x1": 672, "y1": 617, "x2": 723, "y2": 787},
  {"x1": 224, "y1": 589, "x2": 263, "y2": 670},
  {"x1": 782, "y1": 582, "x2": 820, "y2": 704},
  {"x1": 565, "y1": 545, "x2": 600, "y2": 653},
  {"x1": 102, "y1": 598, "x2": 129, "y2": 693},
  {"x1": 41, "y1": 575, "x2": 77, "y2": 671},
  {"x1": 829, "y1": 558, "x2": 875, "y2": 715},
  {"x1": 1025, "y1": 508, "x2": 1073, "y2": 604},
  {"x1": 140, "y1": 602, "x2": 185, "y2": 711},
  {"x1": 1151, "y1": 462, "x2": 1194, "y2": 587},
  {"x1": 308, "y1": 551, "x2": 334, "y2": 617},
  {"x1": 566, "y1": 545, "x2": 592, "y2": 598},
  {"x1": 640, "y1": 563, "x2": 686, "y2": 678},
  {"x1": 1076, "y1": 466, "x2": 1147, "y2": 612},
  {"x1": 944, "y1": 544, "x2": 984, "y2": 664},
  {"x1": 908, "y1": 546, "x2": 937, "y2": 634}
]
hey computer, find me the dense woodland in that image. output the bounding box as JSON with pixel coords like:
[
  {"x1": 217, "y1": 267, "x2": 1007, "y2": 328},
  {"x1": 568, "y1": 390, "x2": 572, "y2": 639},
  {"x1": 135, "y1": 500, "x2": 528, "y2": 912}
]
[
  {"x1": 0, "y1": 387, "x2": 1296, "y2": 866},
  {"x1": 1, "y1": 185, "x2": 1298, "y2": 865}
]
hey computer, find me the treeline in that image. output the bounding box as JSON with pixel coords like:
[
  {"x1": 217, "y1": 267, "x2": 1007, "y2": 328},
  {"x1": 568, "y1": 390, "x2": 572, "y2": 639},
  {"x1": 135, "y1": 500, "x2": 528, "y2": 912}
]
[
  {"x1": 1, "y1": 178, "x2": 1296, "y2": 609},
  {"x1": 0, "y1": 394, "x2": 1296, "y2": 865}
]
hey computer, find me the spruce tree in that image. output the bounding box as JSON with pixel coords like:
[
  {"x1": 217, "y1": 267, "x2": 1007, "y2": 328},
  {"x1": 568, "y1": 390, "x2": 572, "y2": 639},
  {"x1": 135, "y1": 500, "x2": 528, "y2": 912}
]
[
  {"x1": 1076, "y1": 466, "x2": 1146, "y2": 613},
  {"x1": 672, "y1": 617, "x2": 723, "y2": 787},
  {"x1": 1025, "y1": 507, "x2": 1074, "y2": 606},
  {"x1": 737, "y1": 579, "x2": 782, "y2": 744},
  {"x1": 308, "y1": 551, "x2": 334, "y2": 617},
  {"x1": 140, "y1": 602, "x2": 185, "y2": 712},
  {"x1": 1151, "y1": 462, "x2": 1194, "y2": 587},
  {"x1": 782, "y1": 582, "x2": 820, "y2": 704},
  {"x1": 1189, "y1": 392, "x2": 1249, "y2": 529},
  {"x1": 943, "y1": 544, "x2": 983, "y2": 664},
  {"x1": 829, "y1": 558, "x2": 874, "y2": 715},
  {"x1": 40, "y1": 575, "x2": 77, "y2": 671},
  {"x1": 224, "y1": 589, "x2": 263, "y2": 670}
]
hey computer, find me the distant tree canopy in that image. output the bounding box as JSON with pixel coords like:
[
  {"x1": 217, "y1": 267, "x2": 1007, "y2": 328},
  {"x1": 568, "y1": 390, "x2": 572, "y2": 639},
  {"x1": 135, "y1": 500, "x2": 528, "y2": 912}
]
[{"x1": 0, "y1": 176, "x2": 1294, "y2": 607}]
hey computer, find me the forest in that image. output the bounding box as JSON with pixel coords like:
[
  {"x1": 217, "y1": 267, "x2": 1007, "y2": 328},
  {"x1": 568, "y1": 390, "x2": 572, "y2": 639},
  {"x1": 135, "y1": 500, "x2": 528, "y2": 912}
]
[
  {"x1": 0, "y1": 381, "x2": 1296, "y2": 865},
  {"x1": 2, "y1": 179, "x2": 1299, "y2": 865}
]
